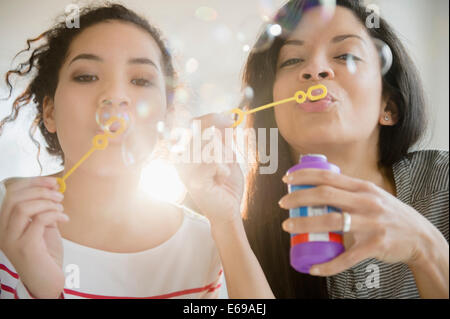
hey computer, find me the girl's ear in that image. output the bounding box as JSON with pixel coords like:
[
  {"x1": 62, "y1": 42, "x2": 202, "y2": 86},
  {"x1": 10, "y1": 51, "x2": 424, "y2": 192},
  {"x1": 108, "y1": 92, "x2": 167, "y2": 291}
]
[{"x1": 43, "y1": 96, "x2": 57, "y2": 133}]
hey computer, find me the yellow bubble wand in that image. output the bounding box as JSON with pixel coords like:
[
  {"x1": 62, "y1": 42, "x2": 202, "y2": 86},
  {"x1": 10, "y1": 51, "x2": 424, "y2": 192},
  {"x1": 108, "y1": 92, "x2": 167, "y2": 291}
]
[
  {"x1": 228, "y1": 84, "x2": 327, "y2": 128},
  {"x1": 56, "y1": 116, "x2": 127, "y2": 193}
]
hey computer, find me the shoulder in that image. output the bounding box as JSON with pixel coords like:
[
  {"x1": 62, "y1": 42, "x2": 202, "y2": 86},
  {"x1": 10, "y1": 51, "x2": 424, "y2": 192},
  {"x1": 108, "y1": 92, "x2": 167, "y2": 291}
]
[
  {"x1": 406, "y1": 149, "x2": 448, "y2": 172},
  {"x1": 395, "y1": 149, "x2": 448, "y2": 199}
]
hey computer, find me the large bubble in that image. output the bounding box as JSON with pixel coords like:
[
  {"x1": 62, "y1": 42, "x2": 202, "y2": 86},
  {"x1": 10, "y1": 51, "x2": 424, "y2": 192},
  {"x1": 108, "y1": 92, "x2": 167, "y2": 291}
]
[
  {"x1": 119, "y1": 100, "x2": 167, "y2": 166},
  {"x1": 345, "y1": 38, "x2": 393, "y2": 76},
  {"x1": 121, "y1": 118, "x2": 164, "y2": 166},
  {"x1": 373, "y1": 38, "x2": 393, "y2": 76}
]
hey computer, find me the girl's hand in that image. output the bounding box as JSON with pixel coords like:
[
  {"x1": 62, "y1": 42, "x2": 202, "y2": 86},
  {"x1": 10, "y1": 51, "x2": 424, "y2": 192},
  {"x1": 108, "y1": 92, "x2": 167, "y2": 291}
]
[
  {"x1": 0, "y1": 177, "x2": 69, "y2": 298},
  {"x1": 278, "y1": 168, "x2": 439, "y2": 276},
  {"x1": 175, "y1": 113, "x2": 244, "y2": 227}
]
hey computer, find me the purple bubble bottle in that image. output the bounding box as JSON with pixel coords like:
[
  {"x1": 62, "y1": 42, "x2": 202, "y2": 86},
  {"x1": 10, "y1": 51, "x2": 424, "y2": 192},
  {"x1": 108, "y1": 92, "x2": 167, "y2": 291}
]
[{"x1": 286, "y1": 154, "x2": 345, "y2": 274}]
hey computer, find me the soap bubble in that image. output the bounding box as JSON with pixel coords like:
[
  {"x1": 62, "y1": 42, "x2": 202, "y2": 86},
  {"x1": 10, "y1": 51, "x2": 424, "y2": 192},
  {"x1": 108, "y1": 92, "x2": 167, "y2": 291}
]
[
  {"x1": 136, "y1": 101, "x2": 151, "y2": 119},
  {"x1": 344, "y1": 38, "x2": 393, "y2": 76},
  {"x1": 373, "y1": 38, "x2": 393, "y2": 76},
  {"x1": 195, "y1": 6, "x2": 218, "y2": 22},
  {"x1": 121, "y1": 120, "x2": 164, "y2": 166},
  {"x1": 185, "y1": 58, "x2": 199, "y2": 74},
  {"x1": 346, "y1": 55, "x2": 358, "y2": 74},
  {"x1": 113, "y1": 100, "x2": 168, "y2": 167},
  {"x1": 95, "y1": 100, "x2": 130, "y2": 134},
  {"x1": 242, "y1": 86, "x2": 254, "y2": 104}
]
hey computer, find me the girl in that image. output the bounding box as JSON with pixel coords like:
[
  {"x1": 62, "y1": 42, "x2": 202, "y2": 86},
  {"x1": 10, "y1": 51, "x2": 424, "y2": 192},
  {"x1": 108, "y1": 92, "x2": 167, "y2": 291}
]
[
  {"x1": 0, "y1": 3, "x2": 260, "y2": 299},
  {"x1": 241, "y1": 0, "x2": 448, "y2": 298}
]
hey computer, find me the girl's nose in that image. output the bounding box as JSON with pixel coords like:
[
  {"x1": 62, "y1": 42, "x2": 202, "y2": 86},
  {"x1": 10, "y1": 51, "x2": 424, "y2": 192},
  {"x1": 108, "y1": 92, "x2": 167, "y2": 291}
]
[{"x1": 96, "y1": 98, "x2": 132, "y2": 133}]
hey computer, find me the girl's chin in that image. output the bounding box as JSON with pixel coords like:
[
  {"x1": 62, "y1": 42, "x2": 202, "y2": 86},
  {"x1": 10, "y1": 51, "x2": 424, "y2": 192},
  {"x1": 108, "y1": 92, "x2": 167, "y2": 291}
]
[
  {"x1": 86, "y1": 162, "x2": 142, "y2": 178},
  {"x1": 63, "y1": 153, "x2": 142, "y2": 178}
]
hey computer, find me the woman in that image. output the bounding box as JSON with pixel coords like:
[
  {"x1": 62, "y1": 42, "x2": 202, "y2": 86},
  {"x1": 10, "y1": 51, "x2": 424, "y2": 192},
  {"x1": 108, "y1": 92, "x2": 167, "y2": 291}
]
[{"x1": 241, "y1": 0, "x2": 448, "y2": 298}]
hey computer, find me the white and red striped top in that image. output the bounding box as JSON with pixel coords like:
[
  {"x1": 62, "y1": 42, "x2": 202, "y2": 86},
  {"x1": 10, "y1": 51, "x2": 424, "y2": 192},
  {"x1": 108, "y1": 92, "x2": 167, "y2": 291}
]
[{"x1": 0, "y1": 199, "x2": 225, "y2": 299}]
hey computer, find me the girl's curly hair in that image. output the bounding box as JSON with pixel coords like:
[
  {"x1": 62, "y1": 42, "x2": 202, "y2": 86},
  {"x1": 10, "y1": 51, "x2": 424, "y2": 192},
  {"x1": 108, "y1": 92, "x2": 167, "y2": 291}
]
[{"x1": 1, "y1": 3, "x2": 177, "y2": 172}]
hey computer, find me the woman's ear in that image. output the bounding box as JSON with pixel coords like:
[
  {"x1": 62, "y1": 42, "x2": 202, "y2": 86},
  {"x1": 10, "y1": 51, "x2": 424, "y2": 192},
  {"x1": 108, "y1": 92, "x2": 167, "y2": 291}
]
[
  {"x1": 379, "y1": 97, "x2": 399, "y2": 126},
  {"x1": 43, "y1": 96, "x2": 57, "y2": 133}
]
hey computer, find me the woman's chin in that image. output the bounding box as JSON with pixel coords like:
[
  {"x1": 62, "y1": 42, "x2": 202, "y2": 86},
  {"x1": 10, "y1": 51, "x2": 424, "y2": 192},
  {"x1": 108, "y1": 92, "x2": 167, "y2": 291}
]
[{"x1": 285, "y1": 128, "x2": 340, "y2": 147}]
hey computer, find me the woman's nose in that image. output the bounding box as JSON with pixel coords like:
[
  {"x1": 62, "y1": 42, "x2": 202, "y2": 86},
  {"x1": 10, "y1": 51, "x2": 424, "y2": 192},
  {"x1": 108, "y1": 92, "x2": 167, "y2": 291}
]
[{"x1": 299, "y1": 60, "x2": 335, "y2": 82}]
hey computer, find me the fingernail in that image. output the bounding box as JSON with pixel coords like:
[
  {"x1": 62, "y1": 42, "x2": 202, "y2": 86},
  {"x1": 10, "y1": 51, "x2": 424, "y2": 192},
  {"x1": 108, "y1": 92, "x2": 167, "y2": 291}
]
[
  {"x1": 283, "y1": 174, "x2": 294, "y2": 183},
  {"x1": 282, "y1": 221, "x2": 292, "y2": 231},
  {"x1": 310, "y1": 267, "x2": 320, "y2": 275},
  {"x1": 60, "y1": 213, "x2": 70, "y2": 221},
  {"x1": 56, "y1": 204, "x2": 64, "y2": 211},
  {"x1": 278, "y1": 198, "x2": 287, "y2": 209}
]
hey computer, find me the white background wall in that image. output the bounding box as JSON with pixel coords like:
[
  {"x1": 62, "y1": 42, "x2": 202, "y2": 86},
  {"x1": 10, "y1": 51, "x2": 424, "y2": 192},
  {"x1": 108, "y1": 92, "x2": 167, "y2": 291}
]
[{"x1": 0, "y1": 0, "x2": 448, "y2": 180}]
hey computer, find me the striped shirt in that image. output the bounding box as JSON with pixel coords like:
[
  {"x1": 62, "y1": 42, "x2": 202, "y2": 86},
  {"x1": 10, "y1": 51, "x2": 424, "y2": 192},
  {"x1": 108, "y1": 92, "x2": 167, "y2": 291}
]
[
  {"x1": 0, "y1": 193, "x2": 225, "y2": 299},
  {"x1": 326, "y1": 149, "x2": 449, "y2": 298}
]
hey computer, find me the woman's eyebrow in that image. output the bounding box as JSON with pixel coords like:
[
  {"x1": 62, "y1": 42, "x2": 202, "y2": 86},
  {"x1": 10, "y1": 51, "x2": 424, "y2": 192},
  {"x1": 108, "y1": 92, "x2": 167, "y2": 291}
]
[
  {"x1": 283, "y1": 39, "x2": 304, "y2": 46},
  {"x1": 282, "y1": 34, "x2": 366, "y2": 47},
  {"x1": 331, "y1": 34, "x2": 366, "y2": 44},
  {"x1": 68, "y1": 54, "x2": 159, "y2": 70}
]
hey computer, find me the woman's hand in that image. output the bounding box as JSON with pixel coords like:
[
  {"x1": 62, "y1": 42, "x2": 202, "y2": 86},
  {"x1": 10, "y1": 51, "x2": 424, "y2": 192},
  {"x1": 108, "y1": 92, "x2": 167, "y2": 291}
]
[
  {"x1": 0, "y1": 177, "x2": 69, "y2": 298},
  {"x1": 175, "y1": 113, "x2": 244, "y2": 228},
  {"x1": 278, "y1": 168, "x2": 445, "y2": 276}
]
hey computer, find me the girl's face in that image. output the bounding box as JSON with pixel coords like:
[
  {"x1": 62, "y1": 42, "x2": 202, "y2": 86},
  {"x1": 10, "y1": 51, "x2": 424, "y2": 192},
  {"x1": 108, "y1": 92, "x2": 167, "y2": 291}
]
[
  {"x1": 273, "y1": 6, "x2": 393, "y2": 152},
  {"x1": 44, "y1": 21, "x2": 167, "y2": 175}
]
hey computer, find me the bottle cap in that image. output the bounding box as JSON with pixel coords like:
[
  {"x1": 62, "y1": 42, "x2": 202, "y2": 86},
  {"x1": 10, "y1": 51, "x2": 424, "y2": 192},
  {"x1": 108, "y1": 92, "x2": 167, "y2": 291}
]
[{"x1": 299, "y1": 154, "x2": 327, "y2": 162}]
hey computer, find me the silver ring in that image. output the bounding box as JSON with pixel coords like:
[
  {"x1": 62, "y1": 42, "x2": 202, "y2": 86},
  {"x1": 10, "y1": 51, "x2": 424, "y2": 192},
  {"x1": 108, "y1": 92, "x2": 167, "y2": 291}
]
[{"x1": 342, "y1": 212, "x2": 352, "y2": 233}]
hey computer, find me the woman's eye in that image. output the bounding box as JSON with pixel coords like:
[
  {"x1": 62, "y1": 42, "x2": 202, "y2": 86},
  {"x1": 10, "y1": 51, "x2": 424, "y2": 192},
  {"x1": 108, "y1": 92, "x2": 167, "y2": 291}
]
[
  {"x1": 279, "y1": 58, "x2": 303, "y2": 68},
  {"x1": 131, "y1": 78, "x2": 152, "y2": 87},
  {"x1": 335, "y1": 53, "x2": 362, "y2": 62},
  {"x1": 73, "y1": 74, "x2": 98, "y2": 82}
]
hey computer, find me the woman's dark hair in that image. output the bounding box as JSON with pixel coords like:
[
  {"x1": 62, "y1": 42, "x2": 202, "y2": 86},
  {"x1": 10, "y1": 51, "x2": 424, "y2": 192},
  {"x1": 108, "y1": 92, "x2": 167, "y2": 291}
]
[
  {"x1": 0, "y1": 3, "x2": 177, "y2": 170},
  {"x1": 242, "y1": 0, "x2": 427, "y2": 298}
]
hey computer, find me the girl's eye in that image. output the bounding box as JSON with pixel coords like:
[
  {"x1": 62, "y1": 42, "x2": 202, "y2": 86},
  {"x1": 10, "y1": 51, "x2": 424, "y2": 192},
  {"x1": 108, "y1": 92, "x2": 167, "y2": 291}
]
[
  {"x1": 279, "y1": 58, "x2": 303, "y2": 68},
  {"x1": 131, "y1": 78, "x2": 152, "y2": 87},
  {"x1": 335, "y1": 53, "x2": 362, "y2": 62},
  {"x1": 73, "y1": 74, "x2": 98, "y2": 82}
]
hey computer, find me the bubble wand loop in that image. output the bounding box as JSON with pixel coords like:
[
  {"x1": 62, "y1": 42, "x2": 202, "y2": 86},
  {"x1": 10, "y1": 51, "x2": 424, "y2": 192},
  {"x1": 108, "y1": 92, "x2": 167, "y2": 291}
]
[
  {"x1": 228, "y1": 84, "x2": 327, "y2": 128},
  {"x1": 56, "y1": 116, "x2": 127, "y2": 193}
]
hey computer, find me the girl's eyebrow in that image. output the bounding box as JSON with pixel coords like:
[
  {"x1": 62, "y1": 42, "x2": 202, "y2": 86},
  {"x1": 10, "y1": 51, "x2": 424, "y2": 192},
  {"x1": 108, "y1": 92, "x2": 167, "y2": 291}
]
[
  {"x1": 283, "y1": 34, "x2": 366, "y2": 47},
  {"x1": 128, "y1": 57, "x2": 160, "y2": 71},
  {"x1": 68, "y1": 53, "x2": 159, "y2": 71},
  {"x1": 69, "y1": 53, "x2": 101, "y2": 65}
]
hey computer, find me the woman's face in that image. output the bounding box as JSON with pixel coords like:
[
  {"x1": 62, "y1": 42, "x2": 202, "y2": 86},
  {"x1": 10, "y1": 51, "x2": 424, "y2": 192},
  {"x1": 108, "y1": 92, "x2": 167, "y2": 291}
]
[
  {"x1": 44, "y1": 21, "x2": 167, "y2": 175},
  {"x1": 273, "y1": 6, "x2": 391, "y2": 153}
]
